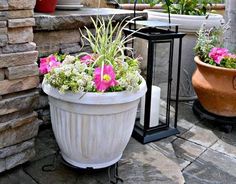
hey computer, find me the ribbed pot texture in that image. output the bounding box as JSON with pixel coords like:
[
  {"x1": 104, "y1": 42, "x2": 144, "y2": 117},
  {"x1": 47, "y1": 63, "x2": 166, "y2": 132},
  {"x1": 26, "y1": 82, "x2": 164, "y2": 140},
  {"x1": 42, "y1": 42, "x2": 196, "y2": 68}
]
[
  {"x1": 42, "y1": 78, "x2": 147, "y2": 169},
  {"x1": 192, "y1": 56, "x2": 236, "y2": 117}
]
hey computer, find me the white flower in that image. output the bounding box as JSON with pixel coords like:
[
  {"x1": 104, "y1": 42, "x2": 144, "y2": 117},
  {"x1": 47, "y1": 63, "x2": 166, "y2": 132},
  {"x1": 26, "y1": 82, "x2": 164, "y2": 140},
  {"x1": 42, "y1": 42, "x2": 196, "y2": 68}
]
[
  {"x1": 59, "y1": 85, "x2": 69, "y2": 93},
  {"x1": 75, "y1": 62, "x2": 87, "y2": 72},
  {"x1": 63, "y1": 55, "x2": 76, "y2": 64}
]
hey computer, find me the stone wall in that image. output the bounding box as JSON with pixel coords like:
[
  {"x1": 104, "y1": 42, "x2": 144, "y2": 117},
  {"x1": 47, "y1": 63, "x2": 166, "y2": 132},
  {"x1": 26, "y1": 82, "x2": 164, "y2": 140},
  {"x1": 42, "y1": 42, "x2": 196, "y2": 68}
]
[{"x1": 0, "y1": 0, "x2": 40, "y2": 172}]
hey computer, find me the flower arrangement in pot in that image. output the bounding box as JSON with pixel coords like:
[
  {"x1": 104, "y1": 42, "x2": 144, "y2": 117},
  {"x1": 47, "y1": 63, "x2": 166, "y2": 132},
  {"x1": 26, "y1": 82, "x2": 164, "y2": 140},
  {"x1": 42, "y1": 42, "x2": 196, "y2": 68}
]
[
  {"x1": 192, "y1": 22, "x2": 236, "y2": 117},
  {"x1": 40, "y1": 18, "x2": 147, "y2": 169}
]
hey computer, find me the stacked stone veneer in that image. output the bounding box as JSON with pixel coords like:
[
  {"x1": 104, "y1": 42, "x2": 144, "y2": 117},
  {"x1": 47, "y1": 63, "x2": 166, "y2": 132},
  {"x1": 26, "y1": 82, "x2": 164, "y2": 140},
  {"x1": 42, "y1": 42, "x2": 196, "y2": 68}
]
[{"x1": 0, "y1": 0, "x2": 40, "y2": 172}]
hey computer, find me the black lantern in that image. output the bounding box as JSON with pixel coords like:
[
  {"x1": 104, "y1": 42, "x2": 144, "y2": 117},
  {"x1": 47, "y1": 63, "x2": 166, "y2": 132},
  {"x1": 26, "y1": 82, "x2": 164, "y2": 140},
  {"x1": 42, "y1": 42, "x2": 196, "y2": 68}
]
[{"x1": 123, "y1": 1, "x2": 185, "y2": 144}]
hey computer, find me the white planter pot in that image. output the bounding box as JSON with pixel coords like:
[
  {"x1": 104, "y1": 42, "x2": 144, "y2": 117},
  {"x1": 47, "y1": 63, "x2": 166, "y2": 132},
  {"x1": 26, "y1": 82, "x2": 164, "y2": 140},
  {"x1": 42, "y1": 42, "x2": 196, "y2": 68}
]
[
  {"x1": 57, "y1": 0, "x2": 81, "y2": 5},
  {"x1": 147, "y1": 11, "x2": 224, "y2": 32},
  {"x1": 137, "y1": 10, "x2": 223, "y2": 100},
  {"x1": 42, "y1": 78, "x2": 147, "y2": 169}
]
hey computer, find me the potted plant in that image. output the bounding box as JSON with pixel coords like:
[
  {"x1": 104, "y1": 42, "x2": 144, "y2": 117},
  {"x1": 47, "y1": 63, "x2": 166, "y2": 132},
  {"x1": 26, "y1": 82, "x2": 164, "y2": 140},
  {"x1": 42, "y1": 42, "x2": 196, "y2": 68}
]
[
  {"x1": 192, "y1": 22, "x2": 236, "y2": 117},
  {"x1": 35, "y1": 0, "x2": 58, "y2": 13},
  {"x1": 139, "y1": 0, "x2": 224, "y2": 100},
  {"x1": 40, "y1": 18, "x2": 147, "y2": 169}
]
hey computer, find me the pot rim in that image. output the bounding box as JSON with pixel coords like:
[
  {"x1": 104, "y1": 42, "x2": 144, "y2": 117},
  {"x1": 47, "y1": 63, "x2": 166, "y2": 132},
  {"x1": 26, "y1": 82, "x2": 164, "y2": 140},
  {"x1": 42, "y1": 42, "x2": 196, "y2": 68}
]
[
  {"x1": 144, "y1": 10, "x2": 223, "y2": 19},
  {"x1": 42, "y1": 76, "x2": 147, "y2": 105},
  {"x1": 194, "y1": 56, "x2": 236, "y2": 72}
]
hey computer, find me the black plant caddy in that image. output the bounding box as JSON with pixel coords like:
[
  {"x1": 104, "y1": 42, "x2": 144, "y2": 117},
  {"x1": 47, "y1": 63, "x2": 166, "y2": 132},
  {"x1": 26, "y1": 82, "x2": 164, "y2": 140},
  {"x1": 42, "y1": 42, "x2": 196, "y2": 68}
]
[
  {"x1": 42, "y1": 149, "x2": 124, "y2": 184},
  {"x1": 192, "y1": 100, "x2": 236, "y2": 133}
]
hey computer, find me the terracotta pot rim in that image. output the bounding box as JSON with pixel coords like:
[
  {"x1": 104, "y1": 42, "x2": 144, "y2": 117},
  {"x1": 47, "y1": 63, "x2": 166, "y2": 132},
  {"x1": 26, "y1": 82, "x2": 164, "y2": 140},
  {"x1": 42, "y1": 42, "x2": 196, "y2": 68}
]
[{"x1": 194, "y1": 56, "x2": 236, "y2": 72}]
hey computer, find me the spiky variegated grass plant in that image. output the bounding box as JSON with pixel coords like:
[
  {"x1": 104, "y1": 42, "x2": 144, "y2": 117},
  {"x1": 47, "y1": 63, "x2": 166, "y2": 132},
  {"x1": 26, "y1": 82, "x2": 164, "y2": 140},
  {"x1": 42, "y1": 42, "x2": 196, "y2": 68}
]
[
  {"x1": 42, "y1": 17, "x2": 143, "y2": 93},
  {"x1": 81, "y1": 17, "x2": 135, "y2": 67}
]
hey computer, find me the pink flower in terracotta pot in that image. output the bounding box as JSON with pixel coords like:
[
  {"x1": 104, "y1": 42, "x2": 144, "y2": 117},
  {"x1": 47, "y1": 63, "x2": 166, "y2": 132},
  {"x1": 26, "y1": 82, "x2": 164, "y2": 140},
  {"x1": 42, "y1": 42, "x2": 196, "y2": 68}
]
[
  {"x1": 209, "y1": 47, "x2": 229, "y2": 64},
  {"x1": 227, "y1": 53, "x2": 236, "y2": 59}
]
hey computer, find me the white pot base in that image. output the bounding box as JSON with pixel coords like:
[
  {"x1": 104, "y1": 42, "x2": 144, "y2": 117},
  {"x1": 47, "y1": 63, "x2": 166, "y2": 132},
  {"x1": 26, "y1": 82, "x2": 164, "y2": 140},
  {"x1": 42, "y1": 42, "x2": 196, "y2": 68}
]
[{"x1": 62, "y1": 153, "x2": 122, "y2": 169}]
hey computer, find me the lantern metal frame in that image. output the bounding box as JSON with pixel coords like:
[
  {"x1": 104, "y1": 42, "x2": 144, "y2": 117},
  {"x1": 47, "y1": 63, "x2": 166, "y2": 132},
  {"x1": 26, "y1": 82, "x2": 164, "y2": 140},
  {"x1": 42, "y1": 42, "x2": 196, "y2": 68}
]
[{"x1": 123, "y1": 20, "x2": 185, "y2": 144}]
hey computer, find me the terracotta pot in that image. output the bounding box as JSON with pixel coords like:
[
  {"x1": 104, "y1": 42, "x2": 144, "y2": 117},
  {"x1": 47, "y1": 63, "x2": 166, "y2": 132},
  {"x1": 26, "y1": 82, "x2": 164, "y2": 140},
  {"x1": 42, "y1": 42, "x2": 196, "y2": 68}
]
[
  {"x1": 35, "y1": 0, "x2": 58, "y2": 13},
  {"x1": 192, "y1": 56, "x2": 236, "y2": 117}
]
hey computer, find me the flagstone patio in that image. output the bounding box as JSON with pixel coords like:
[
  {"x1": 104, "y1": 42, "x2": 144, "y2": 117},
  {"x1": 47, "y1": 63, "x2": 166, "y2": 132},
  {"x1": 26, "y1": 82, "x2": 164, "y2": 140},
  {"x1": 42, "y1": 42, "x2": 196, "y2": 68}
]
[{"x1": 0, "y1": 101, "x2": 235, "y2": 184}]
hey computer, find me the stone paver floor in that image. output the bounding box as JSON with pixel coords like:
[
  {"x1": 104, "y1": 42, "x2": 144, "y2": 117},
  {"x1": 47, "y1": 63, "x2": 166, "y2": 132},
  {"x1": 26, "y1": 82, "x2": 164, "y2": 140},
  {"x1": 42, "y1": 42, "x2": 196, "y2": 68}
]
[{"x1": 0, "y1": 102, "x2": 236, "y2": 184}]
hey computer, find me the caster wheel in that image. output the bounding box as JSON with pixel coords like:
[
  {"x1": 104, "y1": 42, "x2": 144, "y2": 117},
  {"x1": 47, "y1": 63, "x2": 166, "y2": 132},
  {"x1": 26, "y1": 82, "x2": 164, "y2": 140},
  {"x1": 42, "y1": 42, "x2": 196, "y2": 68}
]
[{"x1": 219, "y1": 124, "x2": 233, "y2": 133}]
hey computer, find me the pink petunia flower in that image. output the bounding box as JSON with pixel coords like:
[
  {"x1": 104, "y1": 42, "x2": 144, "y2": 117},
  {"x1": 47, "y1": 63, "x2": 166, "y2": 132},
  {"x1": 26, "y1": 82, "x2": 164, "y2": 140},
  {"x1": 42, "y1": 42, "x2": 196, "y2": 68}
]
[
  {"x1": 80, "y1": 54, "x2": 93, "y2": 65},
  {"x1": 209, "y1": 47, "x2": 229, "y2": 64},
  {"x1": 39, "y1": 55, "x2": 61, "y2": 74},
  {"x1": 227, "y1": 53, "x2": 236, "y2": 59},
  {"x1": 94, "y1": 65, "x2": 118, "y2": 92}
]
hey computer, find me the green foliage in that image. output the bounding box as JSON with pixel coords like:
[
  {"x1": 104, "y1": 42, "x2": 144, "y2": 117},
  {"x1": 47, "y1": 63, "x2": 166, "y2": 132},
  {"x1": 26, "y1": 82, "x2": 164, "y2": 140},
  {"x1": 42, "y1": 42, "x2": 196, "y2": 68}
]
[
  {"x1": 194, "y1": 24, "x2": 224, "y2": 62},
  {"x1": 155, "y1": 0, "x2": 221, "y2": 15},
  {"x1": 81, "y1": 17, "x2": 134, "y2": 67},
  {"x1": 118, "y1": 0, "x2": 222, "y2": 15},
  {"x1": 54, "y1": 53, "x2": 67, "y2": 62},
  {"x1": 220, "y1": 57, "x2": 236, "y2": 69}
]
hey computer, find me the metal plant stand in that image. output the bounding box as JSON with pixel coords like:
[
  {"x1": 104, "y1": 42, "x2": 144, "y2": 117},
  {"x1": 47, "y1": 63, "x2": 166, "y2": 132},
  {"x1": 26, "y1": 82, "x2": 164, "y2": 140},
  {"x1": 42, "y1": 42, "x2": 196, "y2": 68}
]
[
  {"x1": 124, "y1": 20, "x2": 185, "y2": 144},
  {"x1": 61, "y1": 157, "x2": 123, "y2": 184},
  {"x1": 42, "y1": 150, "x2": 123, "y2": 184},
  {"x1": 193, "y1": 100, "x2": 235, "y2": 133}
]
